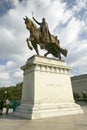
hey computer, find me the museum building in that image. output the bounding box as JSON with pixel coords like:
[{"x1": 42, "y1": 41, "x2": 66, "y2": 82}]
[{"x1": 71, "y1": 74, "x2": 87, "y2": 95}]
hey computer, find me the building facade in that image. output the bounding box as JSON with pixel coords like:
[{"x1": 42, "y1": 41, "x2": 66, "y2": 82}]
[{"x1": 71, "y1": 74, "x2": 87, "y2": 97}]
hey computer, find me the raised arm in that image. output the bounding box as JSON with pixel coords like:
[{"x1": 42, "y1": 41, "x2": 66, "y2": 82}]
[{"x1": 32, "y1": 17, "x2": 41, "y2": 25}]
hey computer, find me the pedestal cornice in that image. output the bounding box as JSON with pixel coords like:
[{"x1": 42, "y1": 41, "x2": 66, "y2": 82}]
[{"x1": 21, "y1": 55, "x2": 71, "y2": 75}]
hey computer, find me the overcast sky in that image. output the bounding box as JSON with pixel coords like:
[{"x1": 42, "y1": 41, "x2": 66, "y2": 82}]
[{"x1": 0, "y1": 0, "x2": 87, "y2": 87}]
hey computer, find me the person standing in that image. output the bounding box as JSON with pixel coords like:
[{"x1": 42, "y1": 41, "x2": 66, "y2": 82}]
[
  {"x1": 0, "y1": 99, "x2": 4, "y2": 115},
  {"x1": 6, "y1": 98, "x2": 10, "y2": 115},
  {"x1": 12, "y1": 100, "x2": 17, "y2": 112}
]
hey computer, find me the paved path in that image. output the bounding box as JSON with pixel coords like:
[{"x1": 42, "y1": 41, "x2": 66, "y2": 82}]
[{"x1": 0, "y1": 103, "x2": 87, "y2": 130}]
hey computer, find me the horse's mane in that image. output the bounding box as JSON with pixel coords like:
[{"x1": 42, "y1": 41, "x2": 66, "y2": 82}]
[{"x1": 29, "y1": 19, "x2": 38, "y2": 30}]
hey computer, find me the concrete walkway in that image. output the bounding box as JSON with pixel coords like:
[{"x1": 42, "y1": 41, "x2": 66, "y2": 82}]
[{"x1": 0, "y1": 103, "x2": 87, "y2": 130}]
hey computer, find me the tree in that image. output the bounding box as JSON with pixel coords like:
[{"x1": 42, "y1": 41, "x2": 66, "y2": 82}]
[{"x1": 0, "y1": 82, "x2": 23, "y2": 101}]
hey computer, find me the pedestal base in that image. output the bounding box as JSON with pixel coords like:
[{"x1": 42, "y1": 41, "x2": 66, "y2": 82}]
[
  {"x1": 14, "y1": 102, "x2": 83, "y2": 119},
  {"x1": 14, "y1": 55, "x2": 83, "y2": 119}
]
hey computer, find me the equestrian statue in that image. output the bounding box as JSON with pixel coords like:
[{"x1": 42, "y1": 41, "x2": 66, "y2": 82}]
[{"x1": 23, "y1": 16, "x2": 67, "y2": 59}]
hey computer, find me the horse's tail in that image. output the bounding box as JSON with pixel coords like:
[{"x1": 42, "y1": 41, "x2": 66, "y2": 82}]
[{"x1": 59, "y1": 47, "x2": 68, "y2": 57}]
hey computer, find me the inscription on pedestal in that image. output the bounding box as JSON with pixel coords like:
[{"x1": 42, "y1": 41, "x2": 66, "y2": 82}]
[{"x1": 47, "y1": 83, "x2": 63, "y2": 87}]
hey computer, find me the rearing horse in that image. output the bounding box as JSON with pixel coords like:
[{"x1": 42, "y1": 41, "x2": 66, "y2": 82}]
[{"x1": 23, "y1": 16, "x2": 67, "y2": 59}]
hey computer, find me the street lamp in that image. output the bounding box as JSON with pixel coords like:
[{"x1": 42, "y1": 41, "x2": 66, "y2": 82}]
[{"x1": 5, "y1": 91, "x2": 7, "y2": 101}]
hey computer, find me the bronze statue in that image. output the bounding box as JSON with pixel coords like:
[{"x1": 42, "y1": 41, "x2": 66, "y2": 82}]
[{"x1": 23, "y1": 16, "x2": 67, "y2": 59}]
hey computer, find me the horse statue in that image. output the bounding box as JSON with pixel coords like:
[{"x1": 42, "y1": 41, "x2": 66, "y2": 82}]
[{"x1": 23, "y1": 16, "x2": 67, "y2": 59}]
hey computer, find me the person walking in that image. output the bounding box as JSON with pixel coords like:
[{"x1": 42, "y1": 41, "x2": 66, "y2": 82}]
[{"x1": 6, "y1": 98, "x2": 10, "y2": 115}]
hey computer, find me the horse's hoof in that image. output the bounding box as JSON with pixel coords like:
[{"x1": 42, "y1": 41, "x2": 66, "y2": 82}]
[
  {"x1": 44, "y1": 54, "x2": 47, "y2": 57},
  {"x1": 29, "y1": 47, "x2": 33, "y2": 50}
]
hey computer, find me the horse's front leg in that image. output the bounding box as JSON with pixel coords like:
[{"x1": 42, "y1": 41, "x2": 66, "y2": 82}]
[
  {"x1": 32, "y1": 42, "x2": 39, "y2": 55},
  {"x1": 26, "y1": 38, "x2": 33, "y2": 50}
]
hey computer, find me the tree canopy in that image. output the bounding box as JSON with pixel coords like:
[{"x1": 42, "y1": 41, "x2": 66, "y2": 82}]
[{"x1": 0, "y1": 82, "x2": 23, "y2": 101}]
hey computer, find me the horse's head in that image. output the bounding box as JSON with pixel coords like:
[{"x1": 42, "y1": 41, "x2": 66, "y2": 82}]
[
  {"x1": 23, "y1": 16, "x2": 38, "y2": 32},
  {"x1": 23, "y1": 16, "x2": 32, "y2": 30}
]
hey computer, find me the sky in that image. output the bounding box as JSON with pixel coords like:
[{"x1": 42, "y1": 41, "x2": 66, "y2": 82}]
[{"x1": 0, "y1": 0, "x2": 87, "y2": 87}]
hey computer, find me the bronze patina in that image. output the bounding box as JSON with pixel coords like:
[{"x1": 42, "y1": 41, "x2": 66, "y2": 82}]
[{"x1": 23, "y1": 16, "x2": 67, "y2": 59}]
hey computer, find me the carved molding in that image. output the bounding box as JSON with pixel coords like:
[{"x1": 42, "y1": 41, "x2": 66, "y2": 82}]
[{"x1": 23, "y1": 64, "x2": 69, "y2": 75}]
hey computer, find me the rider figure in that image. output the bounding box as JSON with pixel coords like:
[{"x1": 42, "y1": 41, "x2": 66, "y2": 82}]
[
  {"x1": 32, "y1": 17, "x2": 51, "y2": 42},
  {"x1": 55, "y1": 36, "x2": 60, "y2": 47}
]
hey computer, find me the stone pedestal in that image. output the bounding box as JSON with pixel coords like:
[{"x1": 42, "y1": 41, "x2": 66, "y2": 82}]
[{"x1": 14, "y1": 55, "x2": 83, "y2": 119}]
